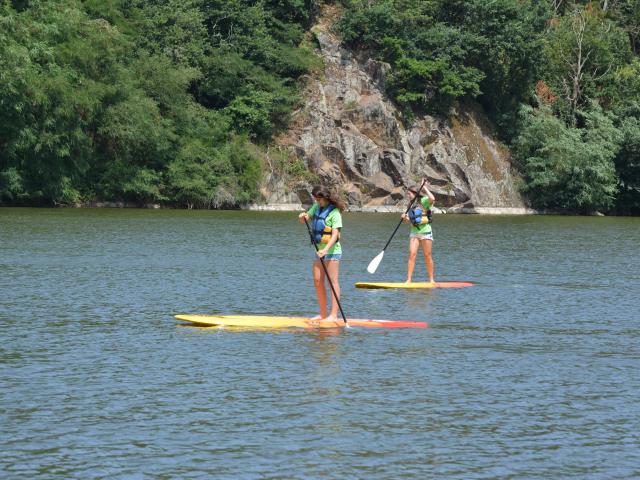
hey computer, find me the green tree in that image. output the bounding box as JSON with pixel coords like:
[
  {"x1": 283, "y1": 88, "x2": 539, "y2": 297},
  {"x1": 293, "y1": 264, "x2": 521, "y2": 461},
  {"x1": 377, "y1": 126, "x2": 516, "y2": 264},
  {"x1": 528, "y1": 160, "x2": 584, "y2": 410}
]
[
  {"x1": 1, "y1": 0, "x2": 317, "y2": 207},
  {"x1": 339, "y1": 0, "x2": 546, "y2": 130},
  {"x1": 132, "y1": 0, "x2": 208, "y2": 67},
  {"x1": 611, "y1": 0, "x2": 640, "y2": 55},
  {"x1": 514, "y1": 104, "x2": 621, "y2": 212},
  {"x1": 614, "y1": 108, "x2": 640, "y2": 213},
  {"x1": 461, "y1": 0, "x2": 549, "y2": 138},
  {"x1": 543, "y1": 5, "x2": 630, "y2": 118}
]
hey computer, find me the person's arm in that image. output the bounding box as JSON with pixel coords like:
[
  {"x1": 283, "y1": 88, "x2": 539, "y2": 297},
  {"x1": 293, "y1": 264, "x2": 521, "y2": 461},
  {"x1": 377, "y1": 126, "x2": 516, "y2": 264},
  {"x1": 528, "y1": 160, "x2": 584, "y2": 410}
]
[
  {"x1": 318, "y1": 228, "x2": 340, "y2": 257},
  {"x1": 421, "y1": 180, "x2": 435, "y2": 205},
  {"x1": 299, "y1": 203, "x2": 317, "y2": 223}
]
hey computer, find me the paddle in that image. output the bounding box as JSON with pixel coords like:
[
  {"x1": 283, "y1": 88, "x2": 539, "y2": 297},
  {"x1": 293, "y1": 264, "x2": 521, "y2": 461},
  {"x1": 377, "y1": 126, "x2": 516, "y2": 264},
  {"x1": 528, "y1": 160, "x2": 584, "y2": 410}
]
[
  {"x1": 367, "y1": 178, "x2": 428, "y2": 274},
  {"x1": 304, "y1": 217, "x2": 348, "y2": 326}
]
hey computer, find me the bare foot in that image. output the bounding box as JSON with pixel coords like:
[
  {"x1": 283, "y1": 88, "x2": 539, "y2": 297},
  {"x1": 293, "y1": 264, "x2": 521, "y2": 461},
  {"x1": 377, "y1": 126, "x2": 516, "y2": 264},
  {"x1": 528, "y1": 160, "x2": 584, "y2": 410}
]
[
  {"x1": 322, "y1": 315, "x2": 344, "y2": 327},
  {"x1": 310, "y1": 314, "x2": 322, "y2": 321}
]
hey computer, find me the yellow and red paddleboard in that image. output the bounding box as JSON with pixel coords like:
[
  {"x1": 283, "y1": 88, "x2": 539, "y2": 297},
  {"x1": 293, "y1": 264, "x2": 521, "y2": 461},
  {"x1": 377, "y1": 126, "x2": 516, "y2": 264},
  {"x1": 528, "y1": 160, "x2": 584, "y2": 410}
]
[
  {"x1": 175, "y1": 314, "x2": 427, "y2": 329},
  {"x1": 355, "y1": 281, "x2": 473, "y2": 289}
]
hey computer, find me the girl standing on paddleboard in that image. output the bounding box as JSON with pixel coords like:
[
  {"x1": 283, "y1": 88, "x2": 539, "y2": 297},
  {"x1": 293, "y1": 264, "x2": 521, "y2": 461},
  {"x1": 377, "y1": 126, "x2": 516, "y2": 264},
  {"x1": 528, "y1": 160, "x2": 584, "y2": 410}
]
[
  {"x1": 298, "y1": 186, "x2": 346, "y2": 323},
  {"x1": 402, "y1": 180, "x2": 436, "y2": 283}
]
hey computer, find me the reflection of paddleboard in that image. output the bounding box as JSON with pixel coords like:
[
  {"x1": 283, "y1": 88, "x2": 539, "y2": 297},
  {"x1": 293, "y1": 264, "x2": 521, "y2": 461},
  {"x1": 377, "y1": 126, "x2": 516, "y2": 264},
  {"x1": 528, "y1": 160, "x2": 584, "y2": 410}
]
[
  {"x1": 355, "y1": 281, "x2": 474, "y2": 289},
  {"x1": 175, "y1": 314, "x2": 427, "y2": 329}
]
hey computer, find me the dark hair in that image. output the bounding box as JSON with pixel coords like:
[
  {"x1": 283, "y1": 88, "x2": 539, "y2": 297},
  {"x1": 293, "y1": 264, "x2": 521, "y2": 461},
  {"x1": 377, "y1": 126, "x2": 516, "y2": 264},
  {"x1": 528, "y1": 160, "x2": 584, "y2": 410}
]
[
  {"x1": 312, "y1": 186, "x2": 346, "y2": 212},
  {"x1": 407, "y1": 184, "x2": 423, "y2": 204}
]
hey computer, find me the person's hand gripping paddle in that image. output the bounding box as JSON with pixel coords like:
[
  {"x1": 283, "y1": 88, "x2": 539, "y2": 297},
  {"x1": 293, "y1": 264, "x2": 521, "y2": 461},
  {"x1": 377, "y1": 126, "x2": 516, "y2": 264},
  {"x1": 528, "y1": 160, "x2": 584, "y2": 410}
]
[
  {"x1": 367, "y1": 178, "x2": 428, "y2": 274},
  {"x1": 304, "y1": 218, "x2": 348, "y2": 326}
]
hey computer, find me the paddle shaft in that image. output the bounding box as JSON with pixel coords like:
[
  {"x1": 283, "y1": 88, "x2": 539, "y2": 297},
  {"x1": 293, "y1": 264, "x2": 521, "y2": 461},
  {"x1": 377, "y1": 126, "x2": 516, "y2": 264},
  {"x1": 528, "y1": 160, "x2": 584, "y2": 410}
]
[
  {"x1": 380, "y1": 178, "x2": 428, "y2": 252},
  {"x1": 304, "y1": 218, "x2": 348, "y2": 325}
]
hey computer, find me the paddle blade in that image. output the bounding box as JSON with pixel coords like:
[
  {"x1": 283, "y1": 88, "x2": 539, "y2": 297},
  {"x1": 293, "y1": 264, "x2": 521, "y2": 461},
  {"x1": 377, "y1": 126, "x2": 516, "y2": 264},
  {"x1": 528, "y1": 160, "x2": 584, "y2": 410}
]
[{"x1": 367, "y1": 251, "x2": 385, "y2": 274}]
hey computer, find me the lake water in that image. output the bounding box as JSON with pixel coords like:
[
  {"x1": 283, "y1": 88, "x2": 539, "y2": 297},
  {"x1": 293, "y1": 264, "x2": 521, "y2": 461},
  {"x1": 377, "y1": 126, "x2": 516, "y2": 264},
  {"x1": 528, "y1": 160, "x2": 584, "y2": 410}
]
[{"x1": 1, "y1": 208, "x2": 639, "y2": 479}]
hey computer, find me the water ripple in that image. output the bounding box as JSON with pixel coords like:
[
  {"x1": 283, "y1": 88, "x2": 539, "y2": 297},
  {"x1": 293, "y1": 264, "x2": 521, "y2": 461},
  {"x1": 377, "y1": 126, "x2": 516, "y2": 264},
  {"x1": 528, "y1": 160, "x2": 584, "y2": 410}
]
[{"x1": 1, "y1": 209, "x2": 639, "y2": 479}]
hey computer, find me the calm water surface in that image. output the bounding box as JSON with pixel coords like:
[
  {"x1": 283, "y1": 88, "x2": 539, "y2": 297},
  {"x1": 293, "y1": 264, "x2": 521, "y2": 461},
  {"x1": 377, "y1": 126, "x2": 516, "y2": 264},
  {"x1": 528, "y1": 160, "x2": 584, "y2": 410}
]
[{"x1": 1, "y1": 208, "x2": 639, "y2": 479}]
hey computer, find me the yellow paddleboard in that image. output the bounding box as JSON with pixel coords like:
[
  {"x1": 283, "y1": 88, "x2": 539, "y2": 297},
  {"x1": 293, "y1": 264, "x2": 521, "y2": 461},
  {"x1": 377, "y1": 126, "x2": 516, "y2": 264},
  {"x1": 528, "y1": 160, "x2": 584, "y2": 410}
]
[
  {"x1": 175, "y1": 314, "x2": 427, "y2": 329},
  {"x1": 355, "y1": 281, "x2": 473, "y2": 289}
]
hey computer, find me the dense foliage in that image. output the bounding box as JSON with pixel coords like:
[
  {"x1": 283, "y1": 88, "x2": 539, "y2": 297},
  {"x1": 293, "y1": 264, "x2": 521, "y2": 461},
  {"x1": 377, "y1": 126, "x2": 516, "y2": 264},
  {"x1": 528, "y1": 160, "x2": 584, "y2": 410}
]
[
  {"x1": 2, "y1": 1, "x2": 639, "y2": 213},
  {"x1": 0, "y1": 0, "x2": 319, "y2": 207},
  {"x1": 340, "y1": 0, "x2": 640, "y2": 213}
]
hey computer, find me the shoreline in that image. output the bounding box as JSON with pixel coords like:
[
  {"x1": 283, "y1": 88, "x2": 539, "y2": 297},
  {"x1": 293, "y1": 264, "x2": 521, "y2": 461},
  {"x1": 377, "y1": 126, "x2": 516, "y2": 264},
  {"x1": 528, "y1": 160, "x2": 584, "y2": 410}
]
[
  {"x1": 1, "y1": 203, "x2": 617, "y2": 216},
  {"x1": 242, "y1": 203, "x2": 540, "y2": 215}
]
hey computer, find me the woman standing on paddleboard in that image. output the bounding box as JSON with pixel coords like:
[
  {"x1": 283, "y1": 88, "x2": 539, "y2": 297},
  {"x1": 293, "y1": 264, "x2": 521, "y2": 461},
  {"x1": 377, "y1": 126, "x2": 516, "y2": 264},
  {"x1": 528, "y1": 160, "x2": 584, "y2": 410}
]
[
  {"x1": 298, "y1": 186, "x2": 346, "y2": 323},
  {"x1": 402, "y1": 180, "x2": 436, "y2": 284}
]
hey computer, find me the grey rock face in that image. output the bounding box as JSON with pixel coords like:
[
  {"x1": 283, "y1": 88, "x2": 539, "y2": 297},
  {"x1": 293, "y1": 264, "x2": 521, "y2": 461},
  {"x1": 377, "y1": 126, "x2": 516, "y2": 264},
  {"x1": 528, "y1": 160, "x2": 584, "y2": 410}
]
[{"x1": 265, "y1": 6, "x2": 525, "y2": 212}]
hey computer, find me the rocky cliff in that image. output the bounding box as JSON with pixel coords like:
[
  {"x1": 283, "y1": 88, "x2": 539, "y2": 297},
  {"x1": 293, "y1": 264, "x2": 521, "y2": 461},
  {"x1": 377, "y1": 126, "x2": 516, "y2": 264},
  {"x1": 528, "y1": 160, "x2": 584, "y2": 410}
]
[{"x1": 254, "y1": 6, "x2": 528, "y2": 213}]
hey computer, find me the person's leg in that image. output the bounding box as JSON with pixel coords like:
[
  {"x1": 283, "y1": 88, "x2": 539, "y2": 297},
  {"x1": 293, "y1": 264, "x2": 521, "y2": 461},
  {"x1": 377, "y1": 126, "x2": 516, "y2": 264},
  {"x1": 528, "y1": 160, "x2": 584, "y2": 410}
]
[
  {"x1": 420, "y1": 238, "x2": 435, "y2": 283},
  {"x1": 312, "y1": 260, "x2": 328, "y2": 319},
  {"x1": 323, "y1": 260, "x2": 342, "y2": 323},
  {"x1": 406, "y1": 237, "x2": 420, "y2": 282}
]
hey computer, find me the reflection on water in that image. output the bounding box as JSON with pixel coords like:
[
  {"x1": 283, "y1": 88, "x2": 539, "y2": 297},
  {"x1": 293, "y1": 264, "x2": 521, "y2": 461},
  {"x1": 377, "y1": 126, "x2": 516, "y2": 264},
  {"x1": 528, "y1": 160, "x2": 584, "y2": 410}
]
[{"x1": 1, "y1": 208, "x2": 639, "y2": 478}]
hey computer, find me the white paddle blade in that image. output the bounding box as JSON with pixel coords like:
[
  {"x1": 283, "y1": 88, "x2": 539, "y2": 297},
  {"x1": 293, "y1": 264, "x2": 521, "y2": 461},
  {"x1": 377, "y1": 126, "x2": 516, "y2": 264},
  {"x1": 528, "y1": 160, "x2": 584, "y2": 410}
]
[{"x1": 367, "y1": 251, "x2": 385, "y2": 274}]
